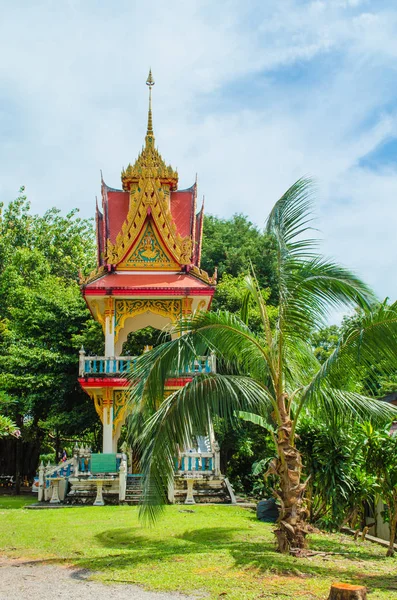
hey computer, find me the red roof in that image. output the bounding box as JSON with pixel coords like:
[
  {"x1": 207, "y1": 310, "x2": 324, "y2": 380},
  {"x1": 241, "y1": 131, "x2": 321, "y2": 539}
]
[
  {"x1": 96, "y1": 178, "x2": 204, "y2": 270},
  {"x1": 107, "y1": 190, "x2": 129, "y2": 244},
  {"x1": 170, "y1": 188, "x2": 195, "y2": 239},
  {"x1": 83, "y1": 272, "x2": 214, "y2": 295}
]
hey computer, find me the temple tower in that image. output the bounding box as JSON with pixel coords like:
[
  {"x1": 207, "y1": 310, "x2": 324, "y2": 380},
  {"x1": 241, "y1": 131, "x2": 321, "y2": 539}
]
[{"x1": 78, "y1": 72, "x2": 216, "y2": 454}]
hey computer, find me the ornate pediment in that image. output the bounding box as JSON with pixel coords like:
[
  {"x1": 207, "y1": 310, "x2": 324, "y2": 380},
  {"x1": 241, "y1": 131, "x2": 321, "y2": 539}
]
[
  {"x1": 105, "y1": 134, "x2": 193, "y2": 268},
  {"x1": 118, "y1": 220, "x2": 179, "y2": 270}
]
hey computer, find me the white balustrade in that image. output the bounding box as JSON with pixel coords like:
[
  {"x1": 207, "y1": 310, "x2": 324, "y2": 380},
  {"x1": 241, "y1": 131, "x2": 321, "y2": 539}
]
[
  {"x1": 79, "y1": 352, "x2": 216, "y2": 378},
  {"x1": 177, "y1": 452, "x2": 216, "y2": 474}
]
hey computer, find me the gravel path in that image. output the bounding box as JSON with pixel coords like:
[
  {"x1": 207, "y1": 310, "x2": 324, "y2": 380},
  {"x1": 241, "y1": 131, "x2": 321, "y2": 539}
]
[{"x1": 0, "y1": 559, "x2": 202, "y2": 600}]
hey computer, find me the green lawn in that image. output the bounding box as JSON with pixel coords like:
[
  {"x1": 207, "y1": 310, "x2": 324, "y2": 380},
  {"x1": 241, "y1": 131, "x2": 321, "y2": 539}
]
[{"x1": 0, "y1": 497, "x2": 396, "y2": 599}]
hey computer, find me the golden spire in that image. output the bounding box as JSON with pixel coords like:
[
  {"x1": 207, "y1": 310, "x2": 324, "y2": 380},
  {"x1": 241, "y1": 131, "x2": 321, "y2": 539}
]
[
  {"x1": 146, "y1": 68, "x2": 155, "y2": 137},
  {"x1": 121, "y1": 68, "x2": 178, "y2": 192}
]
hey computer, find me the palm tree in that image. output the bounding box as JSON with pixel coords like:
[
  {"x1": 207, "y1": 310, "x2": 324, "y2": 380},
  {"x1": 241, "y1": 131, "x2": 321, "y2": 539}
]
[{"x1": 127, "y1": 178, "x2": 397, "y2": 553}]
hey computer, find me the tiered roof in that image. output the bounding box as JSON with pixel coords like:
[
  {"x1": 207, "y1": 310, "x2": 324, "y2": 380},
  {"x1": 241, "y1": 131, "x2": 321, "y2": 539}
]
[{"x1": 82, "y1": 70, "x2": 214, "y2": 295}]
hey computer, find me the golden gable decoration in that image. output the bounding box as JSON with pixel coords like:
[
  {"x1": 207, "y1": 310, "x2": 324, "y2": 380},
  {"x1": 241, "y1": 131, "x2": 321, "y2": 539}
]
[{"x1": 118, "y1": 220, "x2": 180, "y2": 271}]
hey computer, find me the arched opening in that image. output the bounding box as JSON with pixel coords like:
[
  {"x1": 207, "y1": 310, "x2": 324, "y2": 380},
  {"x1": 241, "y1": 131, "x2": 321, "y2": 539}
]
[
  {"x1": 121, "y1": 326, "x2": 171, "y2": 356},
  {"x1": 115, "y1": 312, "x2": 175, "y2": 355}
]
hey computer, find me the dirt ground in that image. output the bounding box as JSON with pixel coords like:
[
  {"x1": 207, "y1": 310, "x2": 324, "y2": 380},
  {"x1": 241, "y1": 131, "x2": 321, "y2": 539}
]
[{"x1": 0, "y1": 558, "x2": 201, "y2": 600}]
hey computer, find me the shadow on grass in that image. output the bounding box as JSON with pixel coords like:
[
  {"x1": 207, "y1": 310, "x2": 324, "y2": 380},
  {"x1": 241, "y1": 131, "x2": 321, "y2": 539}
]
[
  {"x1": 0, "y1": 497, "x2": 32, "y2": 509},
  {"x1": 72, "y1": 526, "x2": 397, "y2": 594}
]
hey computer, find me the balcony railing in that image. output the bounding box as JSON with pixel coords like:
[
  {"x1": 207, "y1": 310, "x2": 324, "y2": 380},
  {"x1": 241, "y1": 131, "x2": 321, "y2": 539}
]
[
  {"x1": 175, "y1": 452, "x2": 215, "y2": 473},
  {"x1": 79, "y1": 350, "x2": 216, "y2": 378}
]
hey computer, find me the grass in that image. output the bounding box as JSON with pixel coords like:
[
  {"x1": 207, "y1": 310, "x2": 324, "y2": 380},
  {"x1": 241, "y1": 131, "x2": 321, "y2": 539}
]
[
  {"x1": 0, "y1": 495, "x2": 33, "y2": 509},
  {"x1": 0, "y1": 497, "x2": 396, "y2": 599}
]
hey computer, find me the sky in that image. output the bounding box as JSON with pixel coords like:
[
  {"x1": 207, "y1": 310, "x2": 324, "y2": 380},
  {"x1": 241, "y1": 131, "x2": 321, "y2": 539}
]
[{"x1": 1, "y1": 0, "x2": 396, "y2": 313}]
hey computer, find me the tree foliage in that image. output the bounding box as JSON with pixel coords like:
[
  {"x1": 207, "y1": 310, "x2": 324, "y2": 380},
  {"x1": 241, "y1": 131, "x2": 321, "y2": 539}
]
[
  {"x1": 126, "y1": 178, "x2": 397, "y2": 553},
  {"x1": 201, "y1": 214, "x2": 278, "y2": 303},
  {"x1": 363, "y1": 423, "x2": 397, "y2": 556},
  {"x1": 0, "y1": 188, "x2": 101, "y2": 478}
]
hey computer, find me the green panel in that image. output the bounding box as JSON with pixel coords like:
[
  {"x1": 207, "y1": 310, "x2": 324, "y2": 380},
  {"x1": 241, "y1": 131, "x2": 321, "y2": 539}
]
[{"x1": 91, "y1": 453, "x2": 117, "y2": 474}]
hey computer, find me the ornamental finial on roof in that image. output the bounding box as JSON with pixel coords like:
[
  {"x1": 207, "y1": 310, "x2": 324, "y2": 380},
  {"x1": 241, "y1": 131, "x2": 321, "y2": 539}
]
[
  {"x1": 146, "y1": 68, "x2": 155, "y2": 137},
  {"x1": 121, "y1": 70, "x2": 178, "y2": 191}
]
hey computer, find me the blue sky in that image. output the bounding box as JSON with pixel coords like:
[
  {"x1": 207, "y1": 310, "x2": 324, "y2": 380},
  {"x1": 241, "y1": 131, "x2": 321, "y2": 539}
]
[{"x1": 1, "y1": 0, "x2": 397, "y2": 314}]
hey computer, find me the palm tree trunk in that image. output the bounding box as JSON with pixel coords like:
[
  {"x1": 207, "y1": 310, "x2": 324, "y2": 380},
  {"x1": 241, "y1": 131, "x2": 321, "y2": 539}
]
[{"x1": 272, "y1": 402, "x2": 308, "y2": 553}]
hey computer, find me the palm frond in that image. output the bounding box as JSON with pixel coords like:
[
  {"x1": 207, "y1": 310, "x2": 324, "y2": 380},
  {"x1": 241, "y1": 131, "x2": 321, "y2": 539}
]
[
  {"x1": 136, "y1": 374, "x2": 273, "y2": 522},
  {"x1": 238, "y1": 411, "x2": 275, "y2": 433},
  {"x1": 266, "y1": 177, "x2": 317, "y2": 259},
  {"x1": 299, "y1": 385, "x2": 396, "y2": 426},
  {"x1": 265, "y1": 178, "x2": 376, "y2": 347},
  {"x1": 307, "y1": 301, "x2": 397, "y2": 396},
  {"x1": 294, "y1": 301, "x2": 397, "y2": 428},
  {"x1": 127, "y1": 310, "x2": 273, "y2": 413},
  {"x1": 244, "y1": 273, "x2": 273, "y2": 348},
  {"x1": 283, "y1": 258, "x2": 376, "y2": 339}
]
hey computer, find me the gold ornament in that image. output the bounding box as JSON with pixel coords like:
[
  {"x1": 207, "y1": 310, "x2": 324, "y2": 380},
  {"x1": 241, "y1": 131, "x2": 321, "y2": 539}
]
[
  {"x1": 113, "y1": 390, "x2": 129, "y2": 431},
  {"x1": 114, "y1": 298, "x2": 182, "y2": 341}
]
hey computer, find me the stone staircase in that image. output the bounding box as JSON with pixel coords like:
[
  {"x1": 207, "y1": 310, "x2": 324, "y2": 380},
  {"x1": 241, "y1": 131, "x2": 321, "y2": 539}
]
[
  {"x1": 173, "y1": 474, "x2": 233, "y2": 504},
  {"x1": 124, "y1": 474, "x2": 143, "y2": 505},
  {"x1": 124, "y1": 472, "x2": 236, "y2": 505}
]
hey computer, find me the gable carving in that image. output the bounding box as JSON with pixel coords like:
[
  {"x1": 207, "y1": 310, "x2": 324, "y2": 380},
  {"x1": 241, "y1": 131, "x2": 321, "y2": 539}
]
[
  {"x1": 118, "y1": 220, "x2": 179, "y2": 270},
  {"x1": 105, "y1": 135, "x2": 192, "y2": 268}
]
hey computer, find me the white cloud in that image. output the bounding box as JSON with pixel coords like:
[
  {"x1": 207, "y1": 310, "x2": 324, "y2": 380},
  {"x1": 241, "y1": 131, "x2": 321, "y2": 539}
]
[{"x1": 0, "y1": 0, "x2": 397, "y2": 312}]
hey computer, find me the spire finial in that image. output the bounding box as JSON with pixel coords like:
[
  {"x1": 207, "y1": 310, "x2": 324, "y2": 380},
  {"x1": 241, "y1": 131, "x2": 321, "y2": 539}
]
[{"x1": 146, "y1": 69, "x2": 155, "y2": 136}]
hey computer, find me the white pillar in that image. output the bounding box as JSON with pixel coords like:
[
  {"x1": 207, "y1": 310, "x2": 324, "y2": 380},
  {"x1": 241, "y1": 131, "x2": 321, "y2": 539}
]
[
  {"x1": 104, "y1": 316, "x2": 115, "y2": 357},
  {"x1": 79, "y1": 346, "x2": 86, "y2": 376},
  {"x1": 73, "y1": 446, "x2": 79, "y2": 476},
  {"x1": 104, "y1": 297, "x2": 115, "y2": 358},
  {"x1": 38, "y1": 461, "x2": 45, "y2": 502},
  {"x1": 168, "y1": 478, "x2": 175, "y2": 504},
  {"x1": 210, "y1": 351, "x2": 216, "y2": 373},
  {"x1": 185, "y1": 477, "x2": 196, "y2": 505},
  {"x1": 50, "y1": 479, "x2": 61, "y2": 504},
  {"x1": 214, "y1": 441, "x2": 221, "y2": 477},
  {"x1": 103, "y1": 404, "x2": 114, "y2": 454},
  {"x1": 119, "y1": 456, "x2": 127, "y2": 502},
  {"x1": 93, "y1": 481, "x2": 105, "y2": 506}
]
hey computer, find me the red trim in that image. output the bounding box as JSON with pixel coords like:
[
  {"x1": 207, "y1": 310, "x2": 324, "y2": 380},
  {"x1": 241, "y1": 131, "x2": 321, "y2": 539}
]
[
  {"x1": 165, "y1": 377, "x2": 193, "y2": 386},
  {"x1": 78, "y1": 377, "x2": 193, "y2": 389},
  {"x1": 83, "y1": 287, "x2": 214, "y2": 297},
  {"x1": 79, "y1": 378, "x2": 129, "y2": 388}
]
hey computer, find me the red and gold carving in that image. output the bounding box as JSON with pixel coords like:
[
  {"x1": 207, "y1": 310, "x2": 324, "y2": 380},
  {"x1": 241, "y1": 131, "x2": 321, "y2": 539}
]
[
  {"x1": 104, "y1": 297, "x2": 115, "y2": 334},
  {"x1": 182, "y1": 298, "x2": 193, "y2": 315},
  {"x1": 103, "y1": 387, "x2": 113, "y2": 425}
]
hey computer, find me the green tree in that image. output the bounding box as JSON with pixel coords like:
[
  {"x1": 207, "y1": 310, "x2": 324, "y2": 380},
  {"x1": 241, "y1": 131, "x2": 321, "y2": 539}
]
[
  {"x1": 201, "y1": 214, "x2": 277, "y2": 303},
  {"x1": 0, "y1": 415, "x2": 19, "y2": 438},
  {"x1": 310, "y1": 325, "x2": 340, "y2": 364},
  {"x1": 127, "y1": 178, "x2": 397, "y2": 553},
  {"x1": 0, "y1": 189, "x2": 100, "y2": 482},
  {"x1": 211, "y1": 273, "x2": 278, "y2": 335},
  {"x1": 296, "y1": 418, "x2": 376, "y2": 529},
  {"x1": 363, "y1": 423, "x2": 397, "y2": 556}
]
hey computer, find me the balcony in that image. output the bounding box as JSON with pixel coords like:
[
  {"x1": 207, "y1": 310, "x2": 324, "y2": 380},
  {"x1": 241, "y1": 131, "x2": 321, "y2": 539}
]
[{"x1": 79, "y1": 350, "x2": 216, "y2": 378}]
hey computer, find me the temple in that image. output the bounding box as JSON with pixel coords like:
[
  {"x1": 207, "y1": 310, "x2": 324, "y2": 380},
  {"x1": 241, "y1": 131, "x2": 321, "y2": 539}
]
[
  {"x1": 31, "y1": 72, "x2": 237, "y2": 506},
  {"x1": 78, "y1": 69, "x2": 216, "y2": 455}
]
